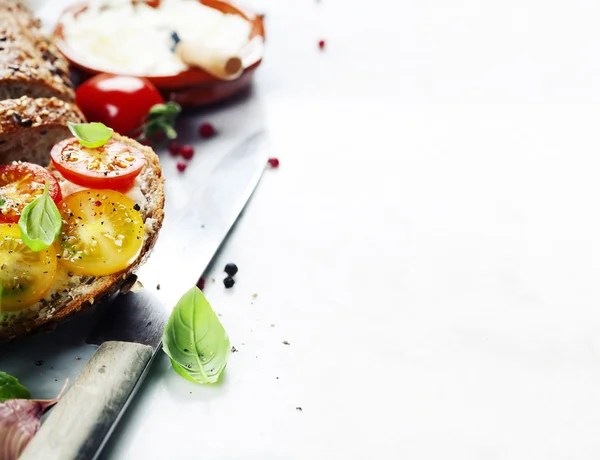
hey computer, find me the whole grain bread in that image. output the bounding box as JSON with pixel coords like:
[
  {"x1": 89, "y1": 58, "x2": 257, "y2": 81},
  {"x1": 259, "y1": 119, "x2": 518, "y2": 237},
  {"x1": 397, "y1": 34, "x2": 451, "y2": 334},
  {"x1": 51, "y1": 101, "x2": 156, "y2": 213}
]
[
  {"x1": 0, "y1": 96, "x2": 85, "y2": 165},
  {"x1": 0, "y1": 133, "x2": 165, "y2": 341},
  {"x1": 0, "y1": 0, "x2": 75, "y2": 101}
]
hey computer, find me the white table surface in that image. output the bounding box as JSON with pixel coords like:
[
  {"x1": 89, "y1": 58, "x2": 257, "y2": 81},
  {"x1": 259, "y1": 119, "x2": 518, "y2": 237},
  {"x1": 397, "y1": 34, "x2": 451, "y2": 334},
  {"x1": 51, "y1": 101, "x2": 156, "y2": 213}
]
[{"x1": 25, "y1": 0, "x2": 600, "y2": 458}]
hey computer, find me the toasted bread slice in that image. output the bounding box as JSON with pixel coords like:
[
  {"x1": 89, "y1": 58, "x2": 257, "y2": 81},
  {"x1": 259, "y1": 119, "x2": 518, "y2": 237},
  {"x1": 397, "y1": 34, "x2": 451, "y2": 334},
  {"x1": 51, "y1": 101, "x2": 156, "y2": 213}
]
[
  {"x1": 0, "y1": 133, "x2": 165, "y2": 341},
  {"x1": 0, "y1": 1, "x2": 75, "y2": 101},
  {"x1": 0, "y1": 96, "x2": 85, "y2": 165}
]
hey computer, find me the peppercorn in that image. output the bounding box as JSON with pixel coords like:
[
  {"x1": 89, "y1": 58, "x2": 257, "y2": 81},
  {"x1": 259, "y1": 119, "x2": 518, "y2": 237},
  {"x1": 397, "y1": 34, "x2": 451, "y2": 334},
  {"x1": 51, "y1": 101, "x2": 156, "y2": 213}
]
[
  {"x1": 223, "y1": 277, "x2": 235, "y2": 288},
  {"x1": 224, "y1": 263, "x2": 238, "y2": 277}
]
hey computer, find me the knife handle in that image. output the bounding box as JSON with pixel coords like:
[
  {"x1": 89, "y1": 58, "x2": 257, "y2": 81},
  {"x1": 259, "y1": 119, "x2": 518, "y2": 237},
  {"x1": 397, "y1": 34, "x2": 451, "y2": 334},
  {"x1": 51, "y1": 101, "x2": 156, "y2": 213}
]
[{"x1": 20, "y1": 341, "x2": 153, "y2": 460}]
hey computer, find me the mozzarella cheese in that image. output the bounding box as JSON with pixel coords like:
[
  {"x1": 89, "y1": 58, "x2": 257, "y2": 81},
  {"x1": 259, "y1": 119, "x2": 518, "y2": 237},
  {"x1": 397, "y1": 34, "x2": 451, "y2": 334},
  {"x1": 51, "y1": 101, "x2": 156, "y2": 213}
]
[
  {"x1": 61, "y1": 0, "x2": 252, "y2": 76},
  {"x1": 56, "y1": 173, "x2": 145, "y2": 207}
]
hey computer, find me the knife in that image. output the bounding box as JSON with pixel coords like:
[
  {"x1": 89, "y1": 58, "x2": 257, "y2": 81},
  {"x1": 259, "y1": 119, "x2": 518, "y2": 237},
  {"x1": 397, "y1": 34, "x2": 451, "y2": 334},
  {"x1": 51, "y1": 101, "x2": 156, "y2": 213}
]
[{"x1": 20, "y1": 131, "x2": 269, "y2": 460}]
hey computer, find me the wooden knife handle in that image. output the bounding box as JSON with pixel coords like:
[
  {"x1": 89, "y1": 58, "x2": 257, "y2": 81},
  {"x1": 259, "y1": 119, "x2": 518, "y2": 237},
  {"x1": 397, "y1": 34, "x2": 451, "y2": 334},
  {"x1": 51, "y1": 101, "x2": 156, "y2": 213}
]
[{"x1": 20, "y1": 341, "x2": 153, "y2": 460}]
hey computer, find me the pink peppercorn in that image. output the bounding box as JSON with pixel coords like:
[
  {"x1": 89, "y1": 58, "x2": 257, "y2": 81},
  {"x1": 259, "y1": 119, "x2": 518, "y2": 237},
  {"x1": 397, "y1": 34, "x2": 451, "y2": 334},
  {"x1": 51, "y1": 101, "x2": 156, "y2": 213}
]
[
  {"x1": 169, "y1": 141, "x2": 180, "y2": 156},
  {"x1": 199, "y1": 123, "x2": 215, "y2": 138},
  {"x1": 180, "y1": 145, "x2": 194, "y2": 160}
]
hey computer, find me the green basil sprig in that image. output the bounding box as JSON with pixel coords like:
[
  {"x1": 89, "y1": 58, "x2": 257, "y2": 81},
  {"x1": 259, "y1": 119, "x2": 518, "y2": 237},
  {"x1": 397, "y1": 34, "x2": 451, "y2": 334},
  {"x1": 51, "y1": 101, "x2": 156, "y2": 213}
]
[
  {"x1": 0, "y1": 372, "x2": 30, "y2": 402},
  {"x1": 18, "y1": 181, "x2": 62, "y2": 252},
  {"x1": 140, "y1": 102, "x2": 181, "y2": 142},
  {"x1": 68, "y1": 121, "x2": 113, "y2": 148},
  {"x1": 162, "y1": 286, "x2": 230, "y2": 384}
]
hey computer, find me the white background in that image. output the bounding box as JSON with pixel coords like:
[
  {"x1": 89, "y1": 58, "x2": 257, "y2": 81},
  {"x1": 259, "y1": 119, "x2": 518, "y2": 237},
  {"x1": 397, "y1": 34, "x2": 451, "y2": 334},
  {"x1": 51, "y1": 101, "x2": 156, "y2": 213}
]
[{"x1": 28, "y1": 0, "x2": 600, "y2": 458}]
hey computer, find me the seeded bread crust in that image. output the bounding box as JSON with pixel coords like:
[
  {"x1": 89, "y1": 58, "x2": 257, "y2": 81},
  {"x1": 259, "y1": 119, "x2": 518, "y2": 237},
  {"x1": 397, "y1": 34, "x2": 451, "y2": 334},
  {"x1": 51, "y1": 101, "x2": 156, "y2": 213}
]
[
  {"x1": 0, "y1": 134, "x2": 165, "y2": 341},
  {"x1": 0, "y1": 96, "x2": 85, "y2": 165},
  {"x1": 0, "y1": 0, "x2": 75, "y2": 101}
]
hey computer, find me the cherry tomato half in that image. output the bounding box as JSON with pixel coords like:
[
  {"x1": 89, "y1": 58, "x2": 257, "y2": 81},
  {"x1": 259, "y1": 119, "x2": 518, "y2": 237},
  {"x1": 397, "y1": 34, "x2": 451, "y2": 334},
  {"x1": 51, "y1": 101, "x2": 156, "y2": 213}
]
[
  {"x1": 0, "y1": 162, "x2": 62, "y2": 223},
  {"x1": 51, "y1": 138, "x2": 146, "y2": 191},
  {"x1": 56, "y1": 190, "x2": 144, "y2": 276},
  {"x1": 0, "y1": 223, "x2": 57, "y2": 311},
  {"x1": 75, "y1": 74, "x2": 164, "y2": 136}
]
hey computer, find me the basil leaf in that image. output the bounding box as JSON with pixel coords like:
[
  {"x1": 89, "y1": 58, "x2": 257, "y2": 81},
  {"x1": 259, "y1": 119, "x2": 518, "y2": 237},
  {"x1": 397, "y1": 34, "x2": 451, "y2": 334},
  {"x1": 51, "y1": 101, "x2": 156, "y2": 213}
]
[
  {"x1": 0, "y1": 196, "x2": 4, "y2": 207},
  {"x1": 18, "y1": 181, "x2": 62, "y2": 252},
  {"x1": 148, "y1": 102, "x2": 181, "y2": 118},
  {"x1": 143, "y1": 103, "x2": 181, "y2": 142},
  {"x1": 68, "y1": 121, "x2": 113, "y2": 148},
  {"x1": 0, "y1": 372, "x2": 30, "y2": 402},
  {"x1": 162, "y1": 286, "x2": 230, "y2": 384}
]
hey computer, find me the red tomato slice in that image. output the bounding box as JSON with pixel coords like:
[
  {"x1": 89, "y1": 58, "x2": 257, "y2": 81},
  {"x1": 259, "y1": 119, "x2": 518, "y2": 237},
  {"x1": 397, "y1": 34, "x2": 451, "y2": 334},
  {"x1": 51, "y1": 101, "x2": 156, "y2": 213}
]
[
  {"x1": 50, "y1": 138, "x2": 146, "y2": 191},
  {"x1": 0, "y1": 162, "x2": 62, "y2": 223}
]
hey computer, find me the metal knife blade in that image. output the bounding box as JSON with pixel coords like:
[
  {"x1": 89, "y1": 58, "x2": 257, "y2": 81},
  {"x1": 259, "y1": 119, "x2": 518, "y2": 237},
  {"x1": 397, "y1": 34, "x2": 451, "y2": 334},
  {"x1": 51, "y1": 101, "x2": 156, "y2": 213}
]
[
  {"x1": 20, "y1": 131, "x2": 269, "y2": 460},
  {"x1": 87, "y1": 130, "x2": 269, "y2": 348}
]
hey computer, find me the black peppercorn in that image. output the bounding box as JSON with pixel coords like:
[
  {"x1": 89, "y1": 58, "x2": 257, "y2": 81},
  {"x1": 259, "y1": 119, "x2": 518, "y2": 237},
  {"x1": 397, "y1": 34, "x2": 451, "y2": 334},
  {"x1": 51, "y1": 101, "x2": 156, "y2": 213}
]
[
  {"x1": 223, "y1": 277, "x2": 235, "y2": 288},
  {"x1": 224, "y1": 263, "x2": 238, "y2": 277}
]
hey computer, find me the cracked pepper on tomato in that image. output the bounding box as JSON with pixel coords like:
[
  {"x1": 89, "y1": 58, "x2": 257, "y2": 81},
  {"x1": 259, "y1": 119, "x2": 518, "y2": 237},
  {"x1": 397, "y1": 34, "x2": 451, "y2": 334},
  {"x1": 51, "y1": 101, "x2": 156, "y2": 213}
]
[
  {"x1": 0, "y1": 163, "x2": 62, "y2": 223},
  {"x1": 50, "y1": 137, "x2": 145, "y2": 191},
  {"x1": 0, "y1": 125, "x2": 147, "y2": 310}
]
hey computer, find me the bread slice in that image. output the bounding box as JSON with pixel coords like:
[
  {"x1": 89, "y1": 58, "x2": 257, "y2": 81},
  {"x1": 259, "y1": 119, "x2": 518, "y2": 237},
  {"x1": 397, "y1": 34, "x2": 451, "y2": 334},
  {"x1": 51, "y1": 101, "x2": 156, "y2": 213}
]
[
  {"x1": 0, "y1": 0, "x2": 75, "y2": 101},
  {"x1": 0, "y1": 133, "x2": 165, "y2": 341},
  {"x1": 0, "y1": 96, "x2": 85, "y2": 165}
]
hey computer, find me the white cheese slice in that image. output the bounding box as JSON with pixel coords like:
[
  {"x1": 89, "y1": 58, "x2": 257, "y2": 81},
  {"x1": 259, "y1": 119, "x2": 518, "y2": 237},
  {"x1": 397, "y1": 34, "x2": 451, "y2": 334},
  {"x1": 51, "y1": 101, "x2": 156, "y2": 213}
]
[{"x1": 55, "y1": 172, "x2": 145, "y2": 208}]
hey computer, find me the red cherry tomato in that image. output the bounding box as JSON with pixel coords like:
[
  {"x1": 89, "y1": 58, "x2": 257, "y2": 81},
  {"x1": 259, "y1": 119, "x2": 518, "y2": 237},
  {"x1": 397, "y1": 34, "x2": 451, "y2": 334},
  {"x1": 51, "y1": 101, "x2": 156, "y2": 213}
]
[
  {"x1": 75, "y1": 74, "x2": 164, "y2": 136},
  {"x1": 51, "y1": 138, "x2": 146, "y2": 191},
  {"x1": 0, "y1": 162, "x2": 62, "y2": 223}
]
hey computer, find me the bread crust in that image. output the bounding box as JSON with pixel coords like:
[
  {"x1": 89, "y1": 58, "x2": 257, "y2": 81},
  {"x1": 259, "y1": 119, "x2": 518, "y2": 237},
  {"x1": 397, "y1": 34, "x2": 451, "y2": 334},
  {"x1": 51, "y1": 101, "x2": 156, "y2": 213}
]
[
  {"x1": 0, "y1": 134, "x2": 165, "y2": 341},
  {"x1": 0, "y1": 96, "x2": 84, "y2": 135},
  {"x1": 0, "y1": 96, "x2": 86, "y2": 165},
  {"x1": 0, "y1": 0, "x2": 75, "y2": 101}
]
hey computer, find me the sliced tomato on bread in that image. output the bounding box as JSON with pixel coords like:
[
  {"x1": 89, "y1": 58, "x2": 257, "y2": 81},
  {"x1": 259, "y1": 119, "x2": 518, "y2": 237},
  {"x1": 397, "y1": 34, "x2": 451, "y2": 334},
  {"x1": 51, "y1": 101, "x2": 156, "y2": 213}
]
[
  {"x1": 57, "y1": 189, "x2": 145, "y2": 277},
  {"x1": 0, "y1": 223, "x2": 58, "y2": 311},
  {"x1": 0, "y1": 131, "x2": 164, "y2": 341},
  {"x1": 0, "y1": 162, "x2": 63, "y2": 223},
  {"x1": 51, "y1": 137, "x2": 145, "y2": 191}
]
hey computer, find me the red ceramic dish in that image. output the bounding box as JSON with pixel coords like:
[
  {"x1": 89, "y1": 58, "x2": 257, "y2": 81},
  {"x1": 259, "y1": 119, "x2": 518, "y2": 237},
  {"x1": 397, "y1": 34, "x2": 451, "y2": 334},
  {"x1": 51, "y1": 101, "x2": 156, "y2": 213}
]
[{"x1": 53, "y1": 0, "x2": 265, "y2": 107}]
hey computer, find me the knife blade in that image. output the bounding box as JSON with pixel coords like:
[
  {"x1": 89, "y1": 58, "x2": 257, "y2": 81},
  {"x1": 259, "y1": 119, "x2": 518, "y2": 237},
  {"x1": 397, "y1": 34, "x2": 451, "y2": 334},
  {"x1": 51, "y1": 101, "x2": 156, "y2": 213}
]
[{"x1": 20, "y1": 131, "x2": 269, "y2": 460}]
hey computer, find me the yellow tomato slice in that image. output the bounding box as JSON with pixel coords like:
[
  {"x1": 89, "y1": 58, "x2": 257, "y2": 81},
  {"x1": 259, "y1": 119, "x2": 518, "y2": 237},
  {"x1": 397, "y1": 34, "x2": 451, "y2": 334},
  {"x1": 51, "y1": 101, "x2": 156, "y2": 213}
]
[
  {"x1": 0, "y1": 223, "x2": 57, "y2": 312},
  {"x1": 56, "y1": 189, "x2": 144, "y2": 276}
]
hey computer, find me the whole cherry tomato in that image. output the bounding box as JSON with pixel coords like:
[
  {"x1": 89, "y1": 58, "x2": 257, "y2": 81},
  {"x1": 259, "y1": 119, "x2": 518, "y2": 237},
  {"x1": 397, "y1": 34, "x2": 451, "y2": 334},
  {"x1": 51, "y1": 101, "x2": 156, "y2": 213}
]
[{"x1": 75, "y1": 74, "x2": 164, "y2": 136}]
